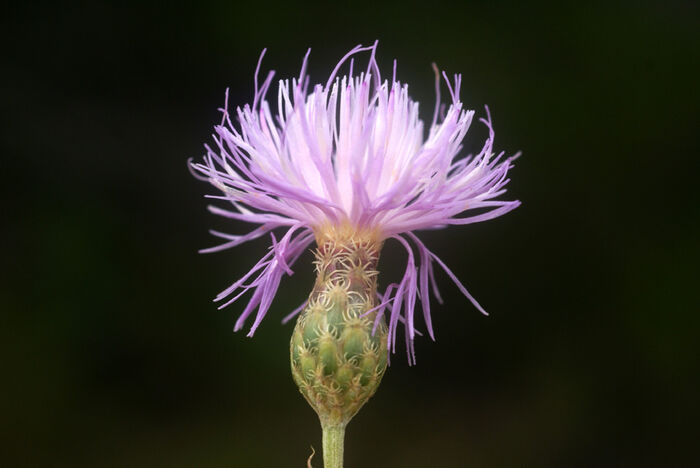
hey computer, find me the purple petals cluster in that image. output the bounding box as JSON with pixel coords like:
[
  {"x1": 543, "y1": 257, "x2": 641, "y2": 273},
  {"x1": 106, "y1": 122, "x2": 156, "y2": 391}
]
[{"x1": 191, "y1": 43, "x2": 519, "y2": 362}]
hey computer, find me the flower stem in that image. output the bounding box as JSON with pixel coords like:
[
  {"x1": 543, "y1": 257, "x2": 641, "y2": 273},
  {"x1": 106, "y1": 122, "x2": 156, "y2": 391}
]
[{"x1": 322, "y1": 422, "x2": 345, "y2": 468}]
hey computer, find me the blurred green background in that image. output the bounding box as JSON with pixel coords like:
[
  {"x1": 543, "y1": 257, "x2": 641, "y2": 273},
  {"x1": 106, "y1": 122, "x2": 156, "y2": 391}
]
[{"x1": 2, "y1": 1, "x2": 698, "y2": 466}]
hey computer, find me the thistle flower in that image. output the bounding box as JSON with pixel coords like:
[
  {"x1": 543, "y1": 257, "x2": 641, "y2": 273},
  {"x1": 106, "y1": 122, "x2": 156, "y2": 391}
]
[{"x1": 191, "y1": 42, "x2": 519, "y2": 467}]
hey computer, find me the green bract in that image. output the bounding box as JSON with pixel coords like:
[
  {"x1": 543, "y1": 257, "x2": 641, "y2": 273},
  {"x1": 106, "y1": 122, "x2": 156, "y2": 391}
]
[{"x1": 290, "y1": 232, "x2": 388, "y2": 427}]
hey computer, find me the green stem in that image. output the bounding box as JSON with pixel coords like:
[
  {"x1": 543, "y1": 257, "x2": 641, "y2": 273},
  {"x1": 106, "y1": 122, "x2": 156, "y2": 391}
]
[{"x1": 322, "y1": 422, "x2": 346, "y2": 468}]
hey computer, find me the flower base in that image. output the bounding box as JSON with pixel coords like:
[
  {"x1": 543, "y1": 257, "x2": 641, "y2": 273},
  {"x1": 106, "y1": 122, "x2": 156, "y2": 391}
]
[{"x1": 290, "y1": 228, "x2": 388, "y2": 464}]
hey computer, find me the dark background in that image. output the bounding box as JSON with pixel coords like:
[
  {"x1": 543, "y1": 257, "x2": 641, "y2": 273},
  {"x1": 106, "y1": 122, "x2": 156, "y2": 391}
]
[{"x1": 2, "y1": 1, "x2": 698, "y2": 466}]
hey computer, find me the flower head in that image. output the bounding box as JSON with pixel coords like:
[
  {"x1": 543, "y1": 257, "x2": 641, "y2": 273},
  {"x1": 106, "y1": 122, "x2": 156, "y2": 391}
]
[{"x1": 191, "y1": 42, "x2": 519, "y2": 363}]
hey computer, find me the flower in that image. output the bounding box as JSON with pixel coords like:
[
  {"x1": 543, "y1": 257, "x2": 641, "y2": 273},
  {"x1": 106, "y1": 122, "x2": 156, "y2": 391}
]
[{"x1": 191, "y1": 42, "x2": 520, "y2": 363}]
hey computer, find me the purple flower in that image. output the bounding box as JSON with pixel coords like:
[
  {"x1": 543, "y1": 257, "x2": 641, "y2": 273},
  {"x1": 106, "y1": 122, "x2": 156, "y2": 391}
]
[{"x1": 191, "y1": 42, "x2": 520, "y2": 361}]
